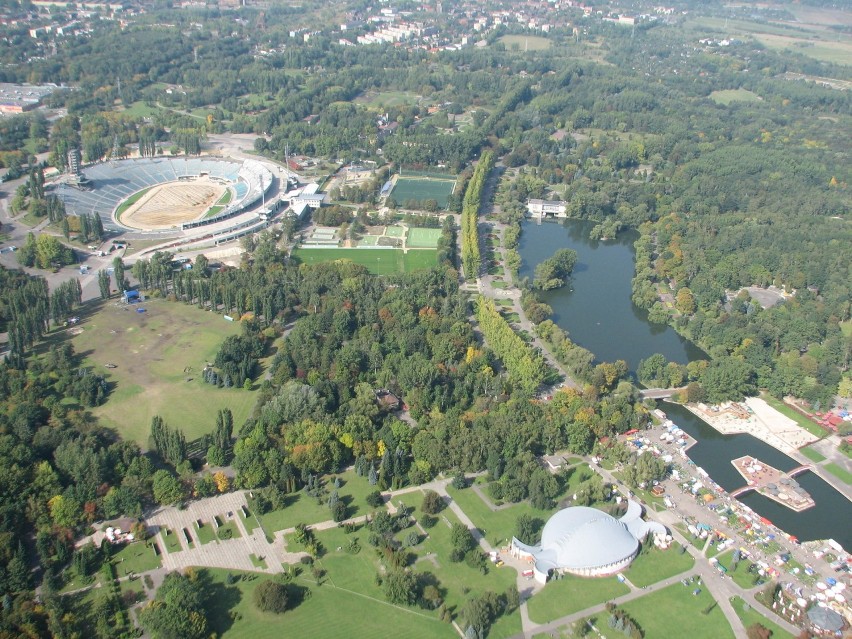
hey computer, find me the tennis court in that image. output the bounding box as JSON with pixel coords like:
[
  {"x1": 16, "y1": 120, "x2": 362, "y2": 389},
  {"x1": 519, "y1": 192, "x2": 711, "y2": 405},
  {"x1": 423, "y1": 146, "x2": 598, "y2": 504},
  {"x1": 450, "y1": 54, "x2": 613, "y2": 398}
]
[
  {"x1": 407, "y1": 228, "x2": 442, "y2": 248},
  {"x1": 390, "y1": 176, "x2": 457, "y2": 209}
]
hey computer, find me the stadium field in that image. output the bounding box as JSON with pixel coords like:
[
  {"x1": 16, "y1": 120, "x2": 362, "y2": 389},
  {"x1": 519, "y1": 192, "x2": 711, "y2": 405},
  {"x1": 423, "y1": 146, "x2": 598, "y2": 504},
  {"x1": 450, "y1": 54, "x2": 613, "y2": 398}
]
[
  {"x1": 390, "y1": 176, "x2": 456, "y2": 209},
  {"x1": 292, "y1": 248, "x2": 437, "y2": 274},
  {"x1": 407, "y1": 227, "x2": 442, "y2": 248}
]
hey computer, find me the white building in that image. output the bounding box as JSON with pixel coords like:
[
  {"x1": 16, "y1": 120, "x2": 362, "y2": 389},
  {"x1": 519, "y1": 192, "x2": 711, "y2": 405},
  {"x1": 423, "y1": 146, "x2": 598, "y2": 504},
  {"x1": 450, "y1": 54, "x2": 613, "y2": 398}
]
[
  {"x1": 511, "y1": 501, "x2": 667, "y2": 583},
  {"x1": 527, "y1": 198, "x2": 567, "y2": 217}
]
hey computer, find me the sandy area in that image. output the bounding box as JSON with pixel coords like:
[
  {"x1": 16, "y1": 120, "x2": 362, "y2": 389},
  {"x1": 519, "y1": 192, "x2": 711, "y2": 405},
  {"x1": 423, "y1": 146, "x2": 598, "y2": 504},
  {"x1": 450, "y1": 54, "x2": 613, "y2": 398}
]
[
  {"x1": 687, "y1": 397, "x2": 819, "y2": 455},
  {"x1": 121, "y1": 179, "x2": 226, "y2": 230},
  {"x1": 201, "y1": 246, "x2": 244, "y2": 268}
]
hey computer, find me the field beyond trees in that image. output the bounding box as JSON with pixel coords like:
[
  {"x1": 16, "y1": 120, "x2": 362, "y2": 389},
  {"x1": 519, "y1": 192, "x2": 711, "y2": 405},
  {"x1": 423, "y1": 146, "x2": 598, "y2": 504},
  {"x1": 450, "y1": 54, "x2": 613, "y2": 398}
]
[{"x1": 68, "y1": 299, "x2": 259, "y2": 446}]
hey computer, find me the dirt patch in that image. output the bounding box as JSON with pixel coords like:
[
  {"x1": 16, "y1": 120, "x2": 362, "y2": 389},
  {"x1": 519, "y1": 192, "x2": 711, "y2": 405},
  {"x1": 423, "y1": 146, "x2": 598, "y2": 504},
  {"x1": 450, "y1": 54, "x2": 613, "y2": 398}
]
[{"x1": 121, "y1": 179, "x2": 226, "y2": 230}]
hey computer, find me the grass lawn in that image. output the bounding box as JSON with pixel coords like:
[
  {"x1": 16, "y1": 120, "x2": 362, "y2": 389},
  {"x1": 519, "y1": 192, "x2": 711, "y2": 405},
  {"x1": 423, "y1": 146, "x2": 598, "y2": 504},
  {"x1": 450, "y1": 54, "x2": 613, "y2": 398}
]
[
  {"x1": 825, "y1": 462, "x2": 852, "y2": 484},
  {"x1": 283, "y1": 499, "x2": 521, "y2": 638},
  {"x1": 492, "y1": 280, "x2": 508, "y2": 289},
  {"x1": 115, "y1": 186, "x2": 154, "y2": 219},
  {"x1": 111, "y1": 542, "x2": 161, "y2": 576},
  {"x1": 526, "y1": 573, "x2": 630, "y2": 624},
  {"x1": 67, "y1": 300, "x2": 259, "y2": 447},
  {"x1": 709, "y1": 89, "x2": 762, "y2": 105},
  {"x1": 357, "y1": 235, "x2": 378, "y2": 246},
  {"x1": 716, "y1": 551, "x2": 759, "y2": 590},
  {"x1": 385, "y1": 225, "x2": 405, "y2": 238},
  {"x1": 121, "y1": 101, "x2": 161, "y2": 118},
  {"x1": 617, "y1": 583, "x2": 735, "y2": 639},
  {"x1": 196, "y1": 521, "x2": 218, "y2": 545},
  {"x1": 242, "y1": 508, "x2": 261, "y2": 535},
  {"x1": 249, "y1": 554, "x2": 268, "y2": 570},
  {"x1": 388, "y1": 501, "x2": 523, "y2": 638},
  {"x1": 162, "y1": 528, "x2": 183, "y2": 553},
  {"x1": 390, "y1": 177, "x2": 455, "y2": 209},
  {"x1": 202, "y1": 567, "x2": 454, "y2": 639},
  {"x1": 800, "y1": 446, "x2": 827, "y2": 462},
  {"x1": 217, "y1": 519, "x2": 242, "y2": 541},
  {"x1": 625, "y1": 546, "x2": 694, "y2": 588},
  {"x1": 674, "y1": 523, "x2": 706, "y2": 550},
  {"x1": 255, "y1": 470, "x2": 375, "y2": 535},
  {"x1": 355, "y1": 90, "x2": 423, "y2": 109},
  {"x1": 292, "y1": 248, "x2": 437, "y2": 274},
  {"x1": 447, "y1": 468, "x2": 595, "y2": 547},
  {"x1": 730, "y1": 596, "x2": 795, "y2": 639},
  {"x1": 407, "y1": 227, "x2": 442, "y2": 248},
  {"x1": 760, "y1": 394, "x2": 828, "y2": 438},
  {"x1": 498, "y1": 34, "x2": 552, "y2": 51}
]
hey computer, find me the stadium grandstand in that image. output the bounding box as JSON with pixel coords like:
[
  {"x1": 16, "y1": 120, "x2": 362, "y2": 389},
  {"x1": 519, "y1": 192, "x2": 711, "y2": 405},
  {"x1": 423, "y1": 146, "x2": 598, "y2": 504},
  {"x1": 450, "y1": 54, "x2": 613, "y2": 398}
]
[{"x1": 52, "y1": 157, "x2": 274, "y2": 235}]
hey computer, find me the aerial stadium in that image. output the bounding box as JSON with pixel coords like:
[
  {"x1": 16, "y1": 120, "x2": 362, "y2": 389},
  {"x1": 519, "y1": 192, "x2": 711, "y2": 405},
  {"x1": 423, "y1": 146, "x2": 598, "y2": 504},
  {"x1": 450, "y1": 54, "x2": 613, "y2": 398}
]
[
  {"x1": 52, "y1": 156, "x2": 286, "y2": 249},
  {"x1": 510, "y1": 500, "x2": 668, "y2": 584}
]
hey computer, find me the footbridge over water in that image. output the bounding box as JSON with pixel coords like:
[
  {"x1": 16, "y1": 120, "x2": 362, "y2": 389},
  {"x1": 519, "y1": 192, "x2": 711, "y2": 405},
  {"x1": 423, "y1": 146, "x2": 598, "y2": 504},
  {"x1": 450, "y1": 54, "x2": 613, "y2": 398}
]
[{"x1": 639, "y1": 387, "x2": 687, "y2": 400}]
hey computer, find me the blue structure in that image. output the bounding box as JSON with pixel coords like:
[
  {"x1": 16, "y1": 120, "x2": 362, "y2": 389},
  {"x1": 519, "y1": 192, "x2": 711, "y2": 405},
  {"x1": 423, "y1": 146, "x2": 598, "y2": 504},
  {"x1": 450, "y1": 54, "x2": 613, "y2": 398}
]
[{"x1": 123, "y1": 290, "x2": 140, "y2": 303}]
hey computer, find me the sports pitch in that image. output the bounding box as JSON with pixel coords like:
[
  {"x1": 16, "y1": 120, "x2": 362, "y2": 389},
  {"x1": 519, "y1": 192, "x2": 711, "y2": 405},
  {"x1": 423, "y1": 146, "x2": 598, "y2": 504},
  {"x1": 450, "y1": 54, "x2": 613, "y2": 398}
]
[
  {"x1": 292, "y1": 248, "x2": 437, "y2": 274},
  {"x1": 407, "y1": 227, "x2": 442, "y2": 248},
  {"x1": 390, "y1": 176, "x2": 456, "y2": 209}
]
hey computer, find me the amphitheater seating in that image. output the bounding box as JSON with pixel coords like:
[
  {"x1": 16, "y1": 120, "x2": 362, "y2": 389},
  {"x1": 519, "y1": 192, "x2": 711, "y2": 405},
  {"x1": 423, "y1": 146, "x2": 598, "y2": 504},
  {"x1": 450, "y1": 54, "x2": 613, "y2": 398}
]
[{"x1": 52, "y1": 157, "x2": 269, "y2": 233}]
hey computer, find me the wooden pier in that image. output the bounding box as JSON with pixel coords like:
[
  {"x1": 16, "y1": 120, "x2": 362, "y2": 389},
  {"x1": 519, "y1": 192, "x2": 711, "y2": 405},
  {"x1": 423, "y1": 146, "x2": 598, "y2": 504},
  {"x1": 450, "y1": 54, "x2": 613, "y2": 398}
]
[{"x1": 730, "y1": 456, "x2": 815, "y2": 511}]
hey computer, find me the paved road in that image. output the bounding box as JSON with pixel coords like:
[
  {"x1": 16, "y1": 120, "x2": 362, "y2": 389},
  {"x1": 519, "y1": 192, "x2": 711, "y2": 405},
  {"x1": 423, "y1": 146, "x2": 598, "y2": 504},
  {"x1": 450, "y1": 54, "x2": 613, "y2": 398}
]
[{"x1": 464, "y1": 159, "x2": 581, "y2": 392}]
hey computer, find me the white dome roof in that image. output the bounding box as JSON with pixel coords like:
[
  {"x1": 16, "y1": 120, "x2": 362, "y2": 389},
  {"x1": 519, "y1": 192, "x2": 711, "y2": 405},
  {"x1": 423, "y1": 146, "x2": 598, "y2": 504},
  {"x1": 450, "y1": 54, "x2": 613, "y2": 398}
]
[{"x1": 539, "y1": 506, "x2": 639, "y2": 570}]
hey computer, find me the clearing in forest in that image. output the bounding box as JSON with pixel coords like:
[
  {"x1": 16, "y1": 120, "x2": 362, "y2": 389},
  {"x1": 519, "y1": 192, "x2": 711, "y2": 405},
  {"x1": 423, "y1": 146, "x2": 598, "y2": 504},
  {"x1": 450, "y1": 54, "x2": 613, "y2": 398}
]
[{"x1": 67, "y1": 300, "x2": 258, "y2": 447}]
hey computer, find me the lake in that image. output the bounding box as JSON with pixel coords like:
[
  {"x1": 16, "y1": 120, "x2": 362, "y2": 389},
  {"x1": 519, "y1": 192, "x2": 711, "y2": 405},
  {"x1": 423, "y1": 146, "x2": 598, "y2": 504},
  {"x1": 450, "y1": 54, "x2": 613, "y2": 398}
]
[{"x1": 518, "y1": 218, "x2": 851, "y2": 549}]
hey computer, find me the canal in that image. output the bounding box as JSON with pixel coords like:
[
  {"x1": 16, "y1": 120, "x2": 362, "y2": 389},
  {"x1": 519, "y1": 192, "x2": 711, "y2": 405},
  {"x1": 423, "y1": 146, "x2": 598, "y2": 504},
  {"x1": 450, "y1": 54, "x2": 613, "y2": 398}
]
[{"x1": 518, "y1": 219, "x2": 851, "y2": 550}]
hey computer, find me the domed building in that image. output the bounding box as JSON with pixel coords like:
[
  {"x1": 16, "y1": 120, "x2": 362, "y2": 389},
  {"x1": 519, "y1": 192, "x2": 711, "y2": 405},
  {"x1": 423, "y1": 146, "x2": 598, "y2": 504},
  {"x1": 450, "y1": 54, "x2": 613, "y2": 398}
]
[{"x1": 510, "y1": 500, "x2": 666, "y2": 583}]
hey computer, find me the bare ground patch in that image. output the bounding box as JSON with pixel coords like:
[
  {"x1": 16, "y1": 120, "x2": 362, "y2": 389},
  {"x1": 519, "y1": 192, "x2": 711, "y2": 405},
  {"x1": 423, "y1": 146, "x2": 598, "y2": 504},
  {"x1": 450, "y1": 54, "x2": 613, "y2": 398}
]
[{"x1": 120, "y1": 180, "x2": 226, "y2": 230}]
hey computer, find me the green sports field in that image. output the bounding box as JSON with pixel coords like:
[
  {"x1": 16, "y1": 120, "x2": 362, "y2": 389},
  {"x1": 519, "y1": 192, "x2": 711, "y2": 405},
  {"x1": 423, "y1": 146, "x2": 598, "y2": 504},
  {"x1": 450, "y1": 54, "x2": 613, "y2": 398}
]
[
  {"x1": 293, "y1": 248, "x2": 437, "y2": 274},
  {"x1": 390, "y1": 176, "x2": 456, "y2": 209},
  {"x1": 407, "y1": 227, "x2": 442, "y2": 248}
]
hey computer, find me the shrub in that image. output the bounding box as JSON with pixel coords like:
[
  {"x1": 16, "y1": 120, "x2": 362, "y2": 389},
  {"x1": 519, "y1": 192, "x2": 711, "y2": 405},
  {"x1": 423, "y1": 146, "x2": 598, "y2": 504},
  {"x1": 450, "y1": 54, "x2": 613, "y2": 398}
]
[{"x1": 254, "y1": 580, "x2": 289, "y2": 614}]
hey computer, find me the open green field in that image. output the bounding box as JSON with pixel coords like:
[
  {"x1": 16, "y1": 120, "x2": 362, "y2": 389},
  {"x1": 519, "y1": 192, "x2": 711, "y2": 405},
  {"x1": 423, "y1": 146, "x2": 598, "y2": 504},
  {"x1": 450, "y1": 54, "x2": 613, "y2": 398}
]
[
  {"x1": 825, "y1": 463, "x2": 852, "y2": 484},
  {"x1": 67, "y1": 300, "x2": 258, "y2": 447},
  {"x1": 202, "y1": 568, "x2": 454, "y2": 639},
  {"x1": 526, "y1": 573, "x2": 630, "y2": 624},
  {"x1": 115, "y1": 186, "x2": 154, "y2": 218},
  {"x1": 385, "y1": 225, "x2": 405, "y2": 238},
  {"x1": 407, "y1": 227, "x2": 442, "y2": 248},
  {"x1": 498, "y1": 34, "x2": 552, "y2": 51},
  {"x1": 355, "y1": 90, "x2": 423, "y2": 109},
  {"x1": 625, "y1": 546, "x2": 694, "y2": 588},
  {"x1": 613, "y1": 583, "x2": 735, "y2": 639},
  {"x1": 730, "y1": 596, "x2": 795, "y2": 639},
  {"x1": 390, "y1": 176, "x2": 456, "y2": 209},
  {"x1": 121, "y1": 101, "x2": 161, "y2": 118},
  {"x1": 709, "y1": 89, "x2": 762, "y2": 105},
  {"x1": 292, "y1": 248, "x2": 437, "y2": 274},
  {"x1": 800, "y1": 446, "x2": 827, "y2": 462}
]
